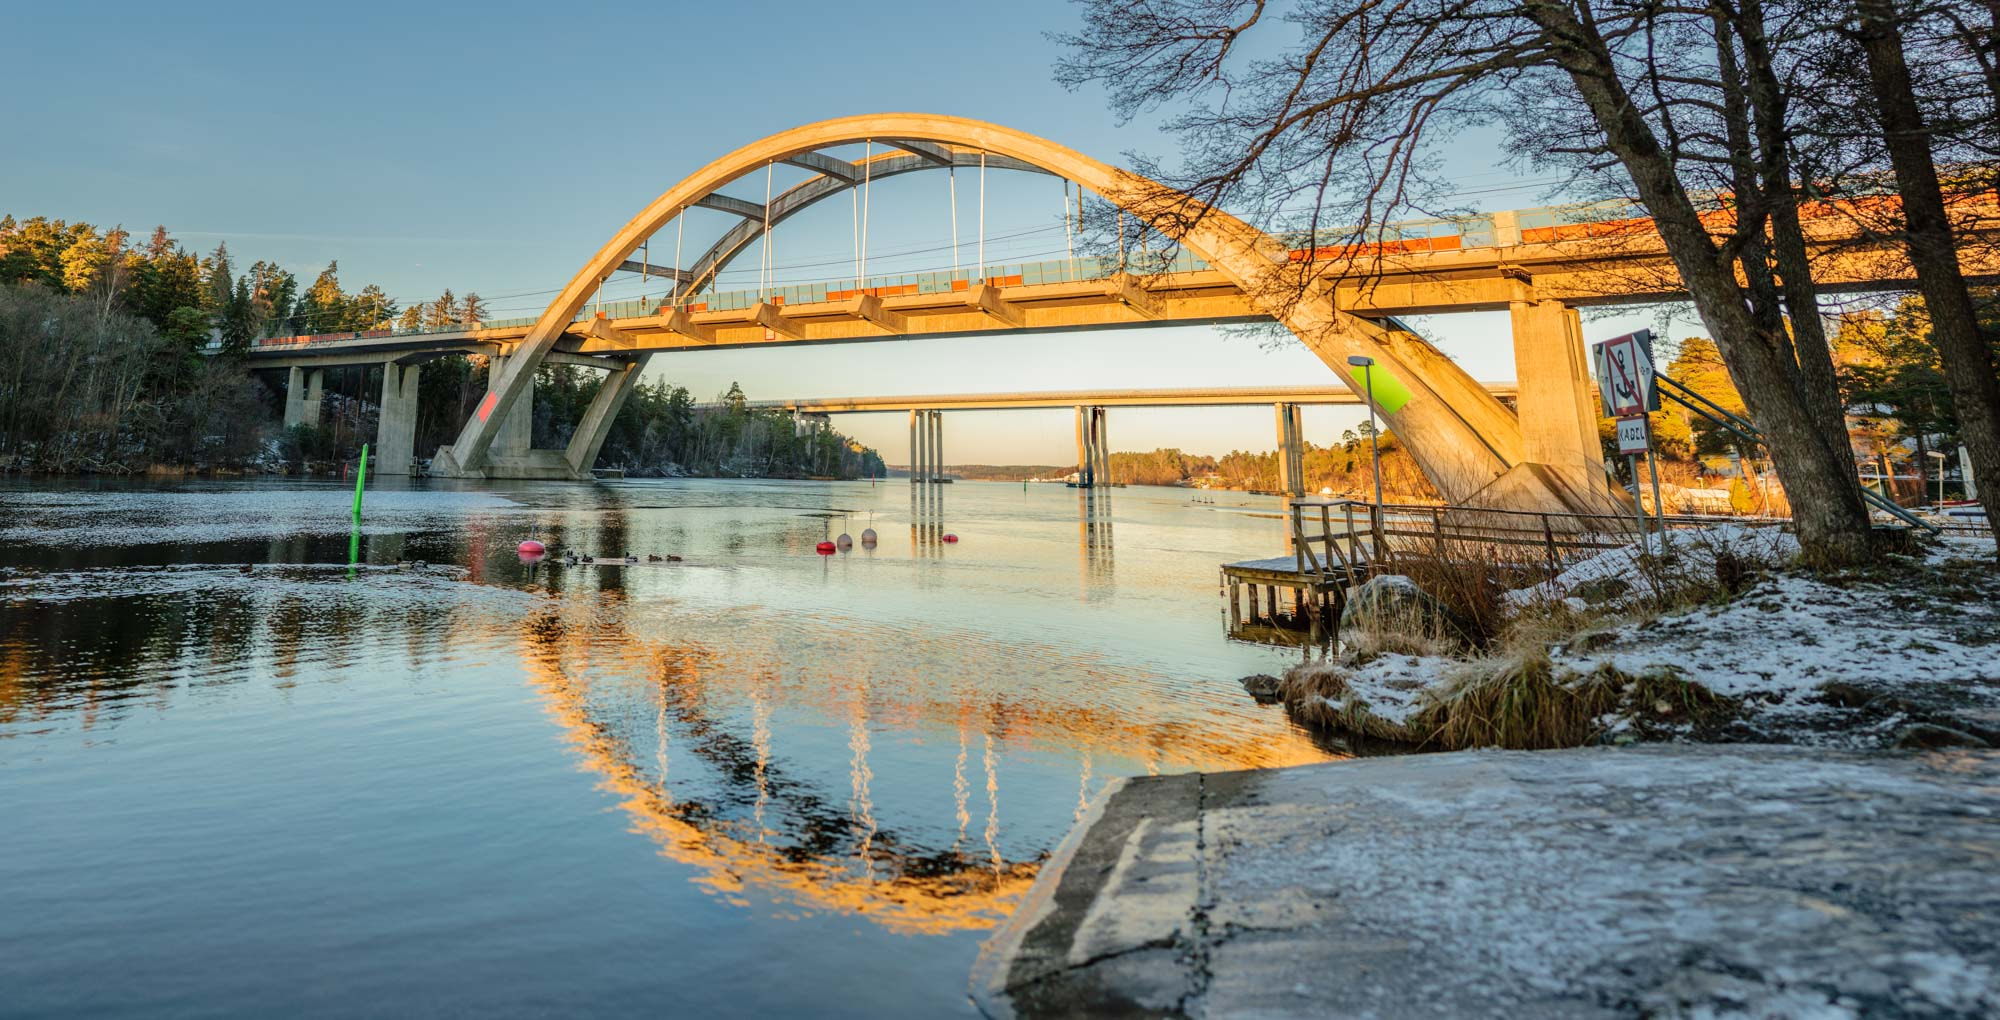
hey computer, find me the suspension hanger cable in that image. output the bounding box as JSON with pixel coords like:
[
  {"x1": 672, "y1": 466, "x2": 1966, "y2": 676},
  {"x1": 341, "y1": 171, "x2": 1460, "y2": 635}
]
[
  {"x1": 851, "y1": 174, "x2": 861, "y2": 289},
  {"x1": 949, "y1": 163, "x2": 960, "y2": 277},
  {"x1": 670, "y1": 214, "x2": 684, "y2": 305},
  {"x1": 762, "y1": 160, "x2": 774, "y2": 300},
  {"x1": 1063, "y1": 180, "x2": 1075, "y2": 282},
  {"x1": 861, "y1": 139, "x2": 872, "y2": 286},
  {"x1": 978, "y1": 151, "x2": 987, "y2": 282}
]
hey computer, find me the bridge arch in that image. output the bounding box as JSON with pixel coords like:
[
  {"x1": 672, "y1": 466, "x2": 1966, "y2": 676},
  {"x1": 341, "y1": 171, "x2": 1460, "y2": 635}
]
[{"x1": 434, "y1": 114, "x2": 1603, "y2": 512}]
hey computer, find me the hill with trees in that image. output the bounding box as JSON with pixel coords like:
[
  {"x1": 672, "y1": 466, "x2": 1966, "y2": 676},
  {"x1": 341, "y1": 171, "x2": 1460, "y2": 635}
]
[{"x1": 0, "y1": 215, "x2": 882, "y2": 479}]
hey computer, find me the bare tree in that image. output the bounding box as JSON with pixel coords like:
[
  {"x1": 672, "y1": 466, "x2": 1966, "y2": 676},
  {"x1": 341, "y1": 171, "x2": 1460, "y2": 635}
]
[
  {"x1": 1847, "y1": 0, "x2": 2000, "y2": 549},
  {"x1": 1057, "y1": 0, "x2": 1887, "y2": 563}
]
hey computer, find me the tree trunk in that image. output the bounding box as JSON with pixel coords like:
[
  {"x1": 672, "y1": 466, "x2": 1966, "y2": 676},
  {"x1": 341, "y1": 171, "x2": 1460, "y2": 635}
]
[
  {"x1": 1735, "y1": 0, "x2": 1860, "y2": 480},
  {"x1": 1526, "y1": 0, "x2": 1877, "y2": 565},
  {"x1": 1856, "y1": 0, "x2": 2000, "y2": 554}
]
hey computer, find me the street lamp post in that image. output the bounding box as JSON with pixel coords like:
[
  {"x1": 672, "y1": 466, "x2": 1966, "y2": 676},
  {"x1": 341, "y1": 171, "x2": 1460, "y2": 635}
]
[
  {"x1": 1927, "y1": 450, "x2": 1948, "y2": 508},
  {"x1": 1347, "y1": 355, "x2": 1385, "y2": 510}
]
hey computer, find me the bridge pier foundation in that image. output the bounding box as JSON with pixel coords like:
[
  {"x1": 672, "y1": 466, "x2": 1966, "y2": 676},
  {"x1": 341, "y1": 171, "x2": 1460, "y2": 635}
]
[
  {"x1": 1274, "y1": 402, "x2": 1305, "y2": 498},
  {"x1": 375, "y1": 362, "x2": 420, "y2": 476}
]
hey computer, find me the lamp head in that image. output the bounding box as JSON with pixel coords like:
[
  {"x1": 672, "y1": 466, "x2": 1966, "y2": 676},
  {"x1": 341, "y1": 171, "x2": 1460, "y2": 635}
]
[{"x1": 1346, "y1": 355, "x2": 1375, "y2": 367}]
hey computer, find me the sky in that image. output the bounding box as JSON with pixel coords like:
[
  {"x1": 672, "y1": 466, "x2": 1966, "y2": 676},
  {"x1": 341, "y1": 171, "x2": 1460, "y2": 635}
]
[{"x1": 1, "y1": 0, "x2": 1676, "y2": 464}]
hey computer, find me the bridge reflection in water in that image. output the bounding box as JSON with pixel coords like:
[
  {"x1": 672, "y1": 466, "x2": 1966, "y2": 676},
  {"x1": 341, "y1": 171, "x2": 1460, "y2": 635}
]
[{"x1": 0, "y1": 481, "x2": 1341, "y2": 945}]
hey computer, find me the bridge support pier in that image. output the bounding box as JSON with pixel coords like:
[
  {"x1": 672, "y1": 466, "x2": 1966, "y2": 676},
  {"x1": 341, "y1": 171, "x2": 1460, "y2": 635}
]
[
  {"x1": 1274, "y1": 402, "x2": 1305, "y2": 498},
  {"x1": 909, "y1": 409, "x2": 943, "y2": 483},
  {"x1": 1507, "y1": 296, "x2": 1612, "y2": 502},
  {"x1": 283, "y1": 367, "x2": 325, "y2": 429},
  {"x1": 375, "y1": 362, "x2": 421, "y2": 476},
  {"x1": 487, "y1": 355, "x2": 533, "y2": 459},
  {"x1": 1075, "y1": 406, "x2": 1109, "y2": 487}
]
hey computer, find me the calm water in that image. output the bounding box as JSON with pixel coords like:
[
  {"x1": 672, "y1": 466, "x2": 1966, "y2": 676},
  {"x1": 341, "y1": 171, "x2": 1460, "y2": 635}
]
[{"x1": 0, "y1": 477, "x2": 1341, "y2": 1017}]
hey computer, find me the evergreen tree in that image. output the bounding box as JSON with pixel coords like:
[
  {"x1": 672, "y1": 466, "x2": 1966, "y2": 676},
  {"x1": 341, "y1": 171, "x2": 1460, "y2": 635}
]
[
  {"x1": 349, "y1": 284, "x2": 395, "y2": 330},
  {"x1": 201, "y1": 243, "x2": 235, "y2": 312},
  {"x1": 244, "y1": 261, "x2": 296, "y2": 337},
  {"x1": 58, "y1": 225, "x2": 112, "y2": 293},
  {"x1": 424, "y1": 289, "x2": 457, "y2": 329},
  {"x1": 457, "y1": 291, "x2": 487, "y2": 326},
  {"x1": 297, "y1": 260, "x2": 346, "y2": 334}
]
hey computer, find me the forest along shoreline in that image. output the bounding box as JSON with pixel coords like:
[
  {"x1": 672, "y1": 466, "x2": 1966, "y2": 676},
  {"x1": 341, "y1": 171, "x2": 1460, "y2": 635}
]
[{"x1": 0, "y1": 271, "x2": 884, "y2": 481}]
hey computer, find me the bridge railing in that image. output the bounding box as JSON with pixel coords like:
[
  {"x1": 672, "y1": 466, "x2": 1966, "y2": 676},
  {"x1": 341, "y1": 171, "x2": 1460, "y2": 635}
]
[{"x1": 238, "y1": 190, "x2": 1983, "y2": 351}]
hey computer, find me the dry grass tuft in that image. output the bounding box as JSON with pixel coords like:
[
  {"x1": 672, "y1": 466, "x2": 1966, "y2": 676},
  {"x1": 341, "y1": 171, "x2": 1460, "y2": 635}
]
[
  {"x1": 1409, "y1": 649, "x2": 1617, "y2": 750},
  {"x1": 1278, "y1": 660, "x2": 1425, "y2": 743},
  {"x1": 1279, "y1": 652, "x2": 1736, "y2": 751}
]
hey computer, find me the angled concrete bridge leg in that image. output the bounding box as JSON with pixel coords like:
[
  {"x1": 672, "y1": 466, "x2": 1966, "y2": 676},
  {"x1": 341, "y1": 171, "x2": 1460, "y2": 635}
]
[
  {"x1": 564, "y1": 356, "x2": 648, "y2": 477},
  {"x1": 375, "y1": 362, "x2": 420, "y2": 476},
  {"x1": 433, "y1": 346, "x2": 542, "y2": 477}
]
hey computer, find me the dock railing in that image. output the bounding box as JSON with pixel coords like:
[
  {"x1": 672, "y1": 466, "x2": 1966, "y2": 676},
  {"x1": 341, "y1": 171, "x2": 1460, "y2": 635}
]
[{"x1": 1288, "y1": 498, "x2": 1790, "y2": 585}]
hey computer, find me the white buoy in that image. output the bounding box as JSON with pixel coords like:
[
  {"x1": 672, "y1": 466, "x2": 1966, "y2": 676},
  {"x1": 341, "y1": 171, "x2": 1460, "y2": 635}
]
[
  {"x1": 860, "y1": 527, "x2": 878, "y2": 545},
  {"x1": 836, "y1": 532, "x2": 853, "y2": 548}
]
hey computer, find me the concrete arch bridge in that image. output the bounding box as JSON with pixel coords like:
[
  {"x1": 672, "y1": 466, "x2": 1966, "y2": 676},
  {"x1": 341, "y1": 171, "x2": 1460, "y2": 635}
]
[{"x1": 248, "y1": 114, "x2": 1996, "y2": 513}]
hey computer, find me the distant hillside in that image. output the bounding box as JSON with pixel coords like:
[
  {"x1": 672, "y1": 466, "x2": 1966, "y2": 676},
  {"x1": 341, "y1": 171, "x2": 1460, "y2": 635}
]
[{"x1": 939, "y1": 464, "x2": 1072, "y2": 481}]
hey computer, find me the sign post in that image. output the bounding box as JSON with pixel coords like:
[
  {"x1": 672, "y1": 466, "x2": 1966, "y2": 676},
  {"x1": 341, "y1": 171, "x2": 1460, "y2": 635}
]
[{"x1": 1595, "y1": 331, "x2": 1664, "y2": 552}]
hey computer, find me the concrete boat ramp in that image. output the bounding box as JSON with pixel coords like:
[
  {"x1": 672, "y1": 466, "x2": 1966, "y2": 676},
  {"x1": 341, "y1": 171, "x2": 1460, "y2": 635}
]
[{"x1": 972, "y1": 746, "x2": 1999, "y2": 1018}]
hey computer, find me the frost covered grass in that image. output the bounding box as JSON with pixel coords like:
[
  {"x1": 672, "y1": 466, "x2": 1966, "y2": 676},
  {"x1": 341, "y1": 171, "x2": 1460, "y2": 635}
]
[{"x1": 1279, "y1": 526, "x2": 1999, "y2": 750}]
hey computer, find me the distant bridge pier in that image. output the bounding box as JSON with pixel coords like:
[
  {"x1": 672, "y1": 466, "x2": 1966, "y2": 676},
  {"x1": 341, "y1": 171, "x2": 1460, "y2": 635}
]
[
  {"x1": 375, "y1": 362, "x2": 421, "y2": 476},
  {"x1": 793, "y1": 411, "x2": 830, "y2": 437},
  {"x1": 909, "y1": 409, "x2": 944, "y2": 483},
  {"x1": 1074, "y1": 406, "x2": 1109, "y2": 487},
  {"x1": 1506, "y1": 288, "x2": 1612, "y2": 502},
  {"x1": 1274, "y1": 403, "x2": 1305, "y2": 498},
  {"x1": 283, "y1": 367, "x2": 325, "y2": 429}
]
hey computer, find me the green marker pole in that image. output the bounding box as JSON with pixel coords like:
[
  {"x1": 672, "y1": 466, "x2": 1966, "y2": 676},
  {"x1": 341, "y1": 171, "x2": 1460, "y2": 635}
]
[{"x1": 352, "y1": 444, "x2": 369, "y2": 521}]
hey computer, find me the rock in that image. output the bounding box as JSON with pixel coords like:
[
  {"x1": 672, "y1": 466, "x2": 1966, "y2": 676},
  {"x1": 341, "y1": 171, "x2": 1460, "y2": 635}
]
[
  {"x1": 1893, "y1": 723, "x2": 1992, "y2": 750},
  {"x1": 1338, "y1": 575, "x2": 1476, "y2": 648},
  {"x1": 1239, "y1": 674, "x2": 1282, "y2": 703},
  {"x1": 1569, "y1": 576, "x2": 1633, "y2": 606},
  {"x1": 1561, "y1": 629, "x2": 1620, "y2": 654},
  {"x1": 1818, "y1": 681, "x2": 1875, "y2": 708}
]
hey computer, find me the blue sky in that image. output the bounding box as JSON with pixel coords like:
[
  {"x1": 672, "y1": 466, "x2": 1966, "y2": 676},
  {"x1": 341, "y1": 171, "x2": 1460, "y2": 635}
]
[{"x1": 3, "y1": 0, "x2": 1673, "y2": 463}]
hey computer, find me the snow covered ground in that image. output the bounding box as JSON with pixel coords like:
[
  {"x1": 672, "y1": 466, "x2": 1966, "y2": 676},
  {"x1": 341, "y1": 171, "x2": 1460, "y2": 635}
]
[
  {"x1": 982, "y1": 746, "x2": 2000, "y2": 1019},
  {"x1": 1284, "y1": 532, "x2": 2000, "y2": 748},
  {"x1": 1551, "y1": 537, "x2": 2000, "y2": 744}
]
